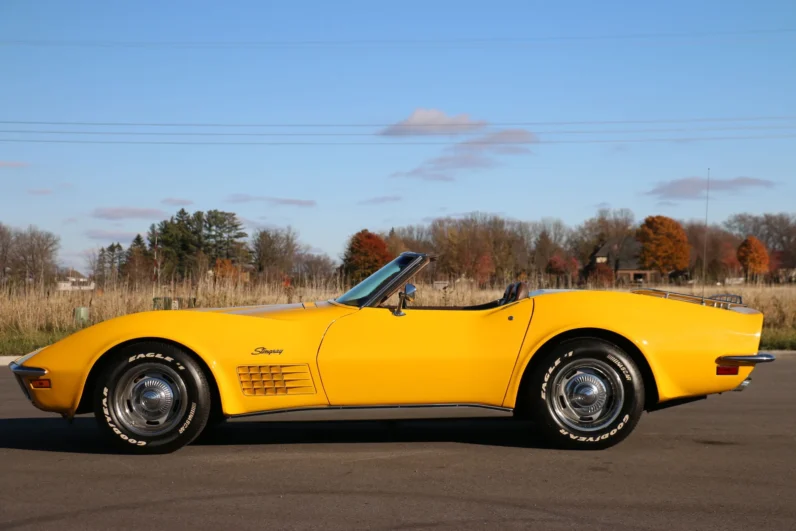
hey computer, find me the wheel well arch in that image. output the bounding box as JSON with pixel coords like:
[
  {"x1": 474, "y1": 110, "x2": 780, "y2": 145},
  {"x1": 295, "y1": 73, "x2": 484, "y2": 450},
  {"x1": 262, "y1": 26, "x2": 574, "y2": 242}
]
[
  {"x1": 514, "y1": 328, "x2": 659, "y2": 415},
  {"x1": 75, "y1": 337, "x2": 223, "y2": 418}
]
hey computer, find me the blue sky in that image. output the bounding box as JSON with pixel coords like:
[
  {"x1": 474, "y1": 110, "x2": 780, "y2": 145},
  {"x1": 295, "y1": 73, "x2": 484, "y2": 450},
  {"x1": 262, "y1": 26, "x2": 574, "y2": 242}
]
[{"x1": 1, "y1": 0, "x2": 795, "y2": 270}]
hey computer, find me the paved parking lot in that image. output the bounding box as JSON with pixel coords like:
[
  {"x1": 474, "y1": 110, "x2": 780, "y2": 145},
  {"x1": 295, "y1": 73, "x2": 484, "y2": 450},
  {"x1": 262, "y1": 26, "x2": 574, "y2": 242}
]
[{"x1": 1, "y1": 355, "x2": 794, "y2": 530}]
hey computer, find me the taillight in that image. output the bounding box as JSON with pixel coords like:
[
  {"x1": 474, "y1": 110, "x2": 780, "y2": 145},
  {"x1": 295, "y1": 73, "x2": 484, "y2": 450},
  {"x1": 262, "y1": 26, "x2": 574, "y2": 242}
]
[{"x1": 716, "y1": 366, "x2": 739, "y2": 376}]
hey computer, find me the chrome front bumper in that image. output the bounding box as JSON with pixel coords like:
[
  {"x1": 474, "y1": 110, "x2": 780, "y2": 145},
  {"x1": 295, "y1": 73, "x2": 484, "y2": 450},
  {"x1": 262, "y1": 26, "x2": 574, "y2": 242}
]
[{"x1": 8, "y1": 361, "x2": 47, "y2": 402}]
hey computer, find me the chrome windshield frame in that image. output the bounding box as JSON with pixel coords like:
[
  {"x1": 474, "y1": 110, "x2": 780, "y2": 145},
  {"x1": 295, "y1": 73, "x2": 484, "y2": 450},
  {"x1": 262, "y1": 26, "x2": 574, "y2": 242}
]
[{"x1": 354, "y1": 252, "x2": 430, "y2": 309}]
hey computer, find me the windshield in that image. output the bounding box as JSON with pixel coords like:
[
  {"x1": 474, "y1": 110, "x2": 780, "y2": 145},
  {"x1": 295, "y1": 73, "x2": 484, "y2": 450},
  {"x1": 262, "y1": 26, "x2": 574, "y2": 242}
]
[{"x1": 335, "y1": 254, "x2": 419, "y2": 307}]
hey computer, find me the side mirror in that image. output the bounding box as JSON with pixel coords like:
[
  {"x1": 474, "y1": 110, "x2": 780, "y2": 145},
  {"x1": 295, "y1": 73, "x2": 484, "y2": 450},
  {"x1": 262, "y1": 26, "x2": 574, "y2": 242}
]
[
  {"x1": 404, "y1": 283, "x2": 417, "y2": 302},
  {"x1": 393, "y1": 284, "x2": 416, "y2": 316}
]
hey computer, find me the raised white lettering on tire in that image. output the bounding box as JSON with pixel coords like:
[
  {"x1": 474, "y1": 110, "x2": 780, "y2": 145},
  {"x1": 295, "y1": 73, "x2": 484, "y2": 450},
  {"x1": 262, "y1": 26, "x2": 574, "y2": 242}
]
[
  {"x1": 178, "y1": 402, "x2": 197, "y2": 434},
  {"x1": 607, "y1": 354, "x2": 632, "y2": 381},
  {"x1": 102, "y1": 386, "x2": 148, "y2": 446}
]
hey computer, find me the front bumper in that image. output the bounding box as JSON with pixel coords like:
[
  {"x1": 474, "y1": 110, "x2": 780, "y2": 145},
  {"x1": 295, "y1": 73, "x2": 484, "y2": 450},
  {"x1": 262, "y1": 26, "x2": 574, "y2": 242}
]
[{"x1": 8, "y1": 361, "x2": 47, "y2": 403}]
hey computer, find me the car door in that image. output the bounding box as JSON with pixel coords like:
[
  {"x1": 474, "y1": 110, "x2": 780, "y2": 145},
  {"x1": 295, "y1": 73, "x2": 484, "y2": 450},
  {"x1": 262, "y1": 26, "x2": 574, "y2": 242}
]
[{"x1": 317, "y1": 299, "x2": 535, "y2": 407}]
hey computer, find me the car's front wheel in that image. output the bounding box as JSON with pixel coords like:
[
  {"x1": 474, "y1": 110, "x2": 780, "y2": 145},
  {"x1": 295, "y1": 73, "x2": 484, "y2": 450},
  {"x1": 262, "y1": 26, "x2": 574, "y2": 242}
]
[
  {"x1": 92, "y1": 341, "x2": 212, "y2": 454},
  {"x1": 525, "y1": 338, "x2": 645, "y2": 450}
]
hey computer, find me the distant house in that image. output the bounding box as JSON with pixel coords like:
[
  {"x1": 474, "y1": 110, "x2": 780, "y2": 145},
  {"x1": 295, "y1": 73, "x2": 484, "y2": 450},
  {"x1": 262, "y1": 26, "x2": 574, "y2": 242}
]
[
  {"x1": 770, "y1": 250, "x2": 796, "y2": 283},
  {"x1": 589, "y1": 236, "x2": 660, "y2": 285},
  {"x1": 56, "y1": 270, "x2": 95, "y2": 291}
]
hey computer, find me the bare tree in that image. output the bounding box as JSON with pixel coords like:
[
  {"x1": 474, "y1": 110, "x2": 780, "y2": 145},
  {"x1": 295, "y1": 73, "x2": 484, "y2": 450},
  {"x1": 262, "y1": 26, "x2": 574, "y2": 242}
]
[
  {"x1": 10, "y1": 225, "x2": 60, "y2": 284},
  {"x1": 251, "y1": 226, "x2": 300, "y2": 280},
  {"x1": 0, "y1": 223, "x2": 12, "y2": 283},
  {"x1": 569, "y1": 208, "x2": 636, "y2": 266},
  {"x1": 724, "y1": 212, "x2": 796, "y2": 268}
]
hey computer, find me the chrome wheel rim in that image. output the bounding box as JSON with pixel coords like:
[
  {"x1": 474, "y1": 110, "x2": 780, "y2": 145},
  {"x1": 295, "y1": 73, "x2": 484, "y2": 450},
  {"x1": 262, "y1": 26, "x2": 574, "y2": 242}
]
[
  {"x1": 549, "y1": 358, "x2": 624, "y2": 432},
  {"x1": 111, "y1": 363, "x2": 188, "y2": 437}
]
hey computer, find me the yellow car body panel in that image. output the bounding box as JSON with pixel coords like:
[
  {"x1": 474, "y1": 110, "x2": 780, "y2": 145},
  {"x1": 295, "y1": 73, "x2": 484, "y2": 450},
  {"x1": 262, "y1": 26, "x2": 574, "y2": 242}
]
[
  {"x1": 12, "y1": 288, "x2": 765, "y2": 421},
  {"x1": 14, "y1": 302, "x2": 358, "y2": 417},
  {"x1": 501, "y1": 290, "x2": 763, "y2": 408},
  {"x1": 317, "y1": 300, "x2": 534, "y2": 406}
]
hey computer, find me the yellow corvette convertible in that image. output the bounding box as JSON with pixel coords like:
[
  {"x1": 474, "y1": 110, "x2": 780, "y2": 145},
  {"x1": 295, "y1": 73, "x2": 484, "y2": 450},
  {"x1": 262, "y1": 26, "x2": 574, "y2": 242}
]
[{"x1": 10, "y1": 252, "x2": 775, "y2": 453}]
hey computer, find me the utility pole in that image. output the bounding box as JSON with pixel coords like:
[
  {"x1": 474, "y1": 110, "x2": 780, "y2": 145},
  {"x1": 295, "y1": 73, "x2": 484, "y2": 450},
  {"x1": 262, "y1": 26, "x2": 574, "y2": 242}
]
[{"x1": 702, "y1": 168, "x2": 711, "y2": 298}]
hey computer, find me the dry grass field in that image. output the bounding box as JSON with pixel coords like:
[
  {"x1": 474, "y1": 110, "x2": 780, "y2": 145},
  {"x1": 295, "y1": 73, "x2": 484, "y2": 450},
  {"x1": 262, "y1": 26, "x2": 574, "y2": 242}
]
[{"x1": 1, "y1": 280, "x2": 794, "y2": 355}]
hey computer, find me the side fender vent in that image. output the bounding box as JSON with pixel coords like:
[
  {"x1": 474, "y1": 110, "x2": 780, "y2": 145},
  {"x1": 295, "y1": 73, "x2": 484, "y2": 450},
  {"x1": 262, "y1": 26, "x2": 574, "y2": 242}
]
[{"x1": 237, "y1": 364, "x2": 316, "y2": 396}]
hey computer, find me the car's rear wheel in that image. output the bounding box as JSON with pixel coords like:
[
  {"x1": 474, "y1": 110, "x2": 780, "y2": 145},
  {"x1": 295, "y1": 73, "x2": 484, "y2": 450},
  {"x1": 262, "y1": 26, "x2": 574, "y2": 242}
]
[
  {"x1": 525, "y1": 338, "x2": 645, "y2": 450},
  {"x1": 92, "y1": 341, "x2": 212, "y2": 454}
]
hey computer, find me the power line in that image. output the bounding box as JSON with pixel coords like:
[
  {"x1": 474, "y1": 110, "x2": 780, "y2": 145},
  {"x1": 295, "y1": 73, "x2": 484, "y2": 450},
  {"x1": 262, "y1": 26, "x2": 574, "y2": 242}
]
[
  {"x1": 2, "y1": 28, "x2": 794, "y2": 48},
  {"x1": 1, "y1": 116, "x2": 795, "y2": 128},
  {"x1": 2, "y1": 134, "x2": 794, "y2": 146},
  {"x1": 2, "y1": 125, "x2": 795, "y2": 137}
]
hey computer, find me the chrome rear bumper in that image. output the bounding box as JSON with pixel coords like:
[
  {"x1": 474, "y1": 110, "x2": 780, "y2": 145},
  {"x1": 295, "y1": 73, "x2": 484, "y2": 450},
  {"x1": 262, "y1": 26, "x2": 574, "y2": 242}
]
[{"x1": 716, "y1": 353, "x2": 776, "y2": 366}]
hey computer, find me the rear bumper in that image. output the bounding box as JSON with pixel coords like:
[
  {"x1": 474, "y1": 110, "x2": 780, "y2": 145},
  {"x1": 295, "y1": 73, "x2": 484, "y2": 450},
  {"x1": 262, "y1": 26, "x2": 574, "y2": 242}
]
[
  {"x1": 716, "y1": 352, "x2": 776, "y2": 366},
  {"x1": 715, "y1": 353, "x2": 775, "y2": 393},
  {"x1": 733, "y1": 377, "x2": 753, "y2": 392}
]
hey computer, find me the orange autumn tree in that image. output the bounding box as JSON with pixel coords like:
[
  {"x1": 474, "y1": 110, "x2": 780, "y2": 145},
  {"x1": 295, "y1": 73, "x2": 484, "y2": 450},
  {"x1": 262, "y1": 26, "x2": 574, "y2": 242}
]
[
  {"x1": 213, "y1": 258, "x2": 240, "y2": 281},
  {"x1": 636, "y1": 215, "x2": 690, "y2": 277},
  {"x1": 341, "y1": 229, "x2": 393, "y2": 283},
  {"x1": 736, "y1": 236, "x2": 769, "y2": 280}
]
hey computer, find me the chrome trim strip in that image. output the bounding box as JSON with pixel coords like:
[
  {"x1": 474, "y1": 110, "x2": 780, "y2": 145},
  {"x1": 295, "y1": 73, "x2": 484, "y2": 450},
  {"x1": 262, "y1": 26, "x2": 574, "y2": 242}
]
[
  {"x1": 228, "y1": 403, "x2": 514, "y2": 421},
  {"x1": 8, "y1": 361, "x2": 45, "y2": 401},
  {"x1": 13, "y1": 373, "x2": 32, "y2": 400},
  {"x1": 8, "y1": 361, "x2": 47, "y2": 377},
  {"x1": 716, "y1": 353, "x2": 776, "y2": 366}
]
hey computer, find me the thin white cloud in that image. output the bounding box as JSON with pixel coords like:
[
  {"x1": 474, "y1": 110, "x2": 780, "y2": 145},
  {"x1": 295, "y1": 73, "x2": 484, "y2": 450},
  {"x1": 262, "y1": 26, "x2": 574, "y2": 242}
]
[
  {"x1": 161, "y1": 197, "x2": 194, "y2": 206},
  {"x1": 422, "y1": 210, "x2": 506, "y2": 223},
  {"x1": 91, "y1": 207, "x2": 167, "y2": 220},
  {"x1": 645, "y1": 176, "x2": 775, "y2": 200},
  {"x1": 85, "y1": 229, "x2": 138, "y2": 241},
  {"x1": 226, "y1": 194, "x2": 316, "y2": 207},
  {"x1": 238, "y1": 217, "x2": 273, "y2": 230},
  {"x1": 0, "y1": 161, "x2": 27, "y2": 168},
  {"x1": 357, "y1": 195, "x2": 403, "y2": 205},
  {"x1": 392, "y1": 128, "x2": 537, "y2": 182},
  {"x1": 379, "y1": 109, "x2": 488, "y2": 136},
  {"x1": 27, "y1": 188, "x2": 53, "y2": 196},
  {"x1": 458, "y1": 129, "x2": 536, "y2": 154}
]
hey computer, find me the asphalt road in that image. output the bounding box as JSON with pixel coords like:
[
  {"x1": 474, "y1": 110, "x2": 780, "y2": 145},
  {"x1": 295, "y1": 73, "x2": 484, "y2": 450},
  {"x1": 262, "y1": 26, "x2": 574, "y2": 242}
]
[{"x1": 1, "y1": 356, "x2": 795, "y2": 531}]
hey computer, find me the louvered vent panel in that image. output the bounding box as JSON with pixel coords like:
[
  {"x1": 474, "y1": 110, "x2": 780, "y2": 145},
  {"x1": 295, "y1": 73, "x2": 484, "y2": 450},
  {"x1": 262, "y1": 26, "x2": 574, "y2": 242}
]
[{"x1": 237, "y1": 364, "x2": 316, "y2": 396}]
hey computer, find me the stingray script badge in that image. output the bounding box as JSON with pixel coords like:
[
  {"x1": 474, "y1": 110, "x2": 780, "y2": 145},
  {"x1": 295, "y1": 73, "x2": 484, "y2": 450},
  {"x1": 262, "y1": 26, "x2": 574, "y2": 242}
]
[{"x1": 251, "y1": 346, "x2": 284, "y2": 356}]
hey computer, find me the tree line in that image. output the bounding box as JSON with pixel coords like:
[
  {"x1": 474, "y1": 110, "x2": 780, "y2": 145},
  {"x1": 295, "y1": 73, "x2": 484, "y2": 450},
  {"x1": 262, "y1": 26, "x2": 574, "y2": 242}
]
[
  {"x1": 369, "y1": 209, "x2": 794, "y2": 286},
  {"x1": 88, "y1": 209, "x2": 337, "y2": 288},
  {"x1": 1, "y1": 207, "x2": 794, "y2": 289}
]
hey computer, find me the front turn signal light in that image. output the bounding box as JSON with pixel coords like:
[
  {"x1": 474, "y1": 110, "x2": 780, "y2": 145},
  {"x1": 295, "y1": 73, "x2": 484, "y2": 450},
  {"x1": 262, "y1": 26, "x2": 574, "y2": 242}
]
[{"x1": 30, "y1": 379, "x2": 51, "y2": 389}]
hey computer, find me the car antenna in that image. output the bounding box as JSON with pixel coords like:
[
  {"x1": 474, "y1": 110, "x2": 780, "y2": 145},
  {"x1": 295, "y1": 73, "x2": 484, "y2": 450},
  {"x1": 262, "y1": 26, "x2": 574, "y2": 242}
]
[{"x1": 702, "y1": 167, "x2": 710, "y2": 300}]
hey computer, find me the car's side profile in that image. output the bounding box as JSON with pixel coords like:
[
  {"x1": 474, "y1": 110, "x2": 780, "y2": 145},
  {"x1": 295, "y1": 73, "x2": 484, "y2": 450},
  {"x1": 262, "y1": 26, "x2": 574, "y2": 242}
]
[{"x1": 10, "y1": 252, "x2": 775, "y2": 453}]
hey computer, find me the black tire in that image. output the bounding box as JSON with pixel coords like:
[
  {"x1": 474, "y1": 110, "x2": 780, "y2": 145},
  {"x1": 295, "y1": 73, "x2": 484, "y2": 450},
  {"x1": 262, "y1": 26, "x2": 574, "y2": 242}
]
[
  {"x1": 525, "y1": 338, "x2": 645, "y2": 450},
  {"x1": 92, "y1": 341, "x2": 212, "y2": 454}
]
